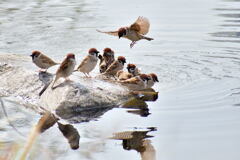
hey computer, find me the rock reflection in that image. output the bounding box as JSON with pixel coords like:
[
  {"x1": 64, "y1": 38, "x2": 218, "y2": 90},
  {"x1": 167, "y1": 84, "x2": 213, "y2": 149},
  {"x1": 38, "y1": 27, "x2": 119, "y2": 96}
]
[
  {"x1": 121, "y1": 91, "x2": 158, "y2": 117},
  {"x1": 111, "y1": 128, "x2": 156, "y2": 160}
]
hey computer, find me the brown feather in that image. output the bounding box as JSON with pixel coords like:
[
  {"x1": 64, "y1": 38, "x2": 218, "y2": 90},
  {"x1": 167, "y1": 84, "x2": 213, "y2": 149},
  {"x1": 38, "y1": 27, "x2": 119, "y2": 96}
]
[
  {"x1": 77, "y1": 56, "x2": 89, "y2": 70},
  {"x1": 96, "y1": 29, "x2": 118, "y2": 37},
  {"x1": 40, "y1": 54, "x2": 58, "y2": 66},
  {"x1": 130, "y1": 16, "x2": 150, "y2": 35}
]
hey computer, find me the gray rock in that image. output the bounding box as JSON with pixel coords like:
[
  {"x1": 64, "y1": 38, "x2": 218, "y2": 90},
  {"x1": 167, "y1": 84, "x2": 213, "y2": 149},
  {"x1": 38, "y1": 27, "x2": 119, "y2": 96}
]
[{"x1": 0, "y1": 54, "x2": 130, "y2": 121}]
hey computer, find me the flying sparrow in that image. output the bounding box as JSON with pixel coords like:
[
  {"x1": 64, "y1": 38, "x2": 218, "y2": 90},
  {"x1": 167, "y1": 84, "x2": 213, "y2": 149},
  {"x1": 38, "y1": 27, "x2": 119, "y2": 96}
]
[
  {"x1": 102, "y1": 56, "x2": 126, "y2": 77},
  {"x1": 51, "y1": 53, "x2": 76, "y2": 89},
  {"x1": 127, "y1": 63, "x2": 141, "y2": 76},
  {"x1": 76, "y1": 48, "x2": 99, "y2": 77},
  {"x1": 30, "y1": 50, "x2": 59, "y2": 72},
  {"x1": 97, "y1": 16, "x2": 153, "y2": 48},
  {"x1": 116, "y1": 70, "x2": 133, "y2": 80},
  {"x1": 99, "y1": 48, "x2": 115, "y2": 73},
  {"x1": 119, "y1": 74, "x2": 150, "y2": 91},
  {"x1": 146, "y1": 73, "x2": 159, "y2": 88}
]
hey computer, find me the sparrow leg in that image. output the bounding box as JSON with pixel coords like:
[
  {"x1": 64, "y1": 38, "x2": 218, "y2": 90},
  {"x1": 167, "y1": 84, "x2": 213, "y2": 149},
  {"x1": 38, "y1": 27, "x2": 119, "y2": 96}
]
[
  {"x1": 130, "y1": 41, "x2": 136, "y2": 48},
  {"x1": 87, "y1": 73, "x2": 92, "y2": 78},
  {"x1": 51, "y1": 77, "x2": 58, "y2": 89}
]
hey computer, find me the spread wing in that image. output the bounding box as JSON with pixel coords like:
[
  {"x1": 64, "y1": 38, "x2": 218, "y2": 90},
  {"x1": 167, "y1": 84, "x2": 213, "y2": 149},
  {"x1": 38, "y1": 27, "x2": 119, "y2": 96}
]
[
  {"x1": 130, "y1": 16, "x2": 150, "y2": 35},
  {"x1": 41, "y1": 54, "x2": 58, "y2": 65},
  {"x1": 96, "y1": 29, "x2": 118, "y2": 37},
  {"x1": 77, "y1": 56, "x2": 89, "y2": 69}
]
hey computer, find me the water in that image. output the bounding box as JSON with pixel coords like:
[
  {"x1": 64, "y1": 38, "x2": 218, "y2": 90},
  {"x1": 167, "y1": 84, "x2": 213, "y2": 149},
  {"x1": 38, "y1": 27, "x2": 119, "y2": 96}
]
[{"x1": 1, "y1": 0, "x2": 240, "y2": 159}]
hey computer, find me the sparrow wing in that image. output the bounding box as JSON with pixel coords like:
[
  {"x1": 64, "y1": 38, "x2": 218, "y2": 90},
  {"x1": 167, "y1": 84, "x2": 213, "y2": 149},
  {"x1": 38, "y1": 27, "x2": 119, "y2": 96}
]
[
  {"x1": 130, "y1": 16, "x2": 150, "y2": 35},
  {"x1": 96, "y1": 29, "x2": 118, "y2": 37},
  {"x1": 105, "y1": 61, "x2": 119, "y2": 73},
  {"x1": 121, "y1": 77, "x2": 140, "y2": 85},
  {"x1": 77, "y1": 56, "x2": 89, "y2": 69},
  {"x1": 41, "y1": 54, "x2": 58, "y2": 65},
  {"x1": 57, "y1": 58, "x2": 69, "y2": 74}
]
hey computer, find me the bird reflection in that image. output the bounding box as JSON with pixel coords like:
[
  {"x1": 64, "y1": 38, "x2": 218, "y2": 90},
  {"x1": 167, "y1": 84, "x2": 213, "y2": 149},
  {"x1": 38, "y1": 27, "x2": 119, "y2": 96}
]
[
  {"x1": 121, "y1": 90, "x2": 158, "y2": 117},
  {"x1": 36, "y1": 112, "x2": 80, "y2": 150},
  {"x1": 111, "y1": 128, "x2": 156, "y2": 160}
]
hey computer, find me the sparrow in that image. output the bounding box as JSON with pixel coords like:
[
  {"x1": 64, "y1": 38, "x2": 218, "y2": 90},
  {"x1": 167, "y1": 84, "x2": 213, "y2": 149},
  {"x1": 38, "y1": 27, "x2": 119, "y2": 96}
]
[
  {"x1": 97, "y1": 16, "x2": 153, "y2": 48},
  {"x1": 30, "y1": 50, "x2": 59, "y2": 72},
  {"x1": 116, "y1": 70, "x2": 133, "y2": 80},
  {"x1": 127, "y1": 64, "x2": 141, "y2": 76},
  {"x1": 146, "y1": 73, "x2": 159, "y2": 88},
  {"x1": 102, "y1": 56, "x2": 126, "y2": 77},
  {"x1": 99, "y1": 48, "x2": 115, "y2": 73},
  {"x1": 51, "y1": 53, "x2": 76, "y2": 89},
  {"x1": 76, "y1": 48, "x2": 99, "y2": 77},
  {"x1": 119, "y1": 74, "x2": 150, "y2": 91},
  {"x1": 98, "y1": 54, "x2": 107, "y2": 73}
]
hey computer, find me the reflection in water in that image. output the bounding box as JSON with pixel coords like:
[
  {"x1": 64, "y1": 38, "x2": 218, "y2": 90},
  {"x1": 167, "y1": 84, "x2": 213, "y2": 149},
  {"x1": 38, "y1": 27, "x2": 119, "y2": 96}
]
[
  {"x1": 58, "y1": 122, "x2": 80, "y2": 150},
  {"x1": 111, "y1": 128, "x2": 156, "y2": 160},
  {"x1": 121, "y1": 91, "x2": 158, "y2": 117},
  {"x1": 1, "y1": 89, "x2": 158, "y2": 158},
  {"x1": 0, "y1": 70, "x2": 159, "y2": 158},
  {"x1": 37, "y1": 113, "x2": 80, "y2": 150}
]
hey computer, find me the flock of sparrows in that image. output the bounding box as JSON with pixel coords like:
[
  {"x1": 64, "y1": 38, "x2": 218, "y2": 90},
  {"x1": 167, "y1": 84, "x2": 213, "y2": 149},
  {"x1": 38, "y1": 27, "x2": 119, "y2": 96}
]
[{"x1": 30, "y1": 16, "x2": 158, "y2": 91}]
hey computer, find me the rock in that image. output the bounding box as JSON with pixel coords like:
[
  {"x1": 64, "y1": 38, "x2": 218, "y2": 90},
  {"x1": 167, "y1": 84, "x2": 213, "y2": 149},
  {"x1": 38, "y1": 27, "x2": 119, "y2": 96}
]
[{"x1": 0, "y1": 54, "x2": 130, "y2": 120}]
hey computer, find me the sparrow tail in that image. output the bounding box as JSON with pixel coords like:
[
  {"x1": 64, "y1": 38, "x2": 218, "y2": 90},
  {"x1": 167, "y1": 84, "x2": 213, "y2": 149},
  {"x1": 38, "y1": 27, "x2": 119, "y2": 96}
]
[
  {"x1": 73, "y1": 69, "x2": 78, "y2": 72},
  {"x1": 143, "y1": 36, "x2": 154, "y2": 41}
]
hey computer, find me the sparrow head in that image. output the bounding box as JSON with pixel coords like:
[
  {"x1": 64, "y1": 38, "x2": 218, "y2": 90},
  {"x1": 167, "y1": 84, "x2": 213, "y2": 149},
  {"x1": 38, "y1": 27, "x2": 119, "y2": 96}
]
[
  {"x1": 103, "y1": 48, "x2": 114, "y2": 57},
  {"x1": 89, "y1": 48, "x2": 100, "y2": 57},
  {"x1": 117, "y1": 56, "x2": 126, "y2": 65},
  {"x1": 127, "y1": 64, "x2": 136, "y2": 74},
  {"x1": 118, "y1": 28, "x2": 127, "y2": 39},
  {"x1": 100, "y1": 64, "x2": 107, "y2": 73},
  {"x1": 139, "y1": 74, "x2": 150, "y2": 82},
  {"x1": 66, "y1": 53, "x2": 75, "y2": 60},
  {"x1": 149, "y1": 73, "x2": 159, "y2": 82},
  {"x1": 30, "y1": 50, "x2": 41, "y2": 59}
]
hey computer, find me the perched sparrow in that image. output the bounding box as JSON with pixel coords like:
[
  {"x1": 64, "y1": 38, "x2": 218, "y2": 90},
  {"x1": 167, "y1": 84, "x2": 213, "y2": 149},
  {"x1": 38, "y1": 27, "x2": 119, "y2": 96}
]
[
  {"x1": 30, "y1": 50, "x2": 59, "y2": 71},
  {"x1": 103, "y1": 48, "x2": 115, "y2": 66},
  {"x1": 146, "y1": 73, "x2": 159, "y2": 88},
  {"x1": 127, "y1": 64, "x2": 141, "y2": 76},
  {"x1": 116, "y1": 70, "x2": 133, "y2": 80},
  {"x1": 51, "y1": 53, "x2": 76, "y2": 89},
  {"x1": 98, "y1": 54, "x2": 107, "y2": 73},
  {"x1": 97, "y1": 16, "x2": 153, "y2": 48},
  {"x1": 99, "y1": 48, "x2": 115, "y2": 73},
  {"x1": 119, "y1": 74, "x2": 150, "y2": 91},
  {"x1": 103, "y1": 56, "x2": 126, "y2": 76},
  {"x1": 76, "y1": 48, "x2": 99, "y2": 77}
]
